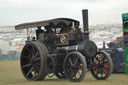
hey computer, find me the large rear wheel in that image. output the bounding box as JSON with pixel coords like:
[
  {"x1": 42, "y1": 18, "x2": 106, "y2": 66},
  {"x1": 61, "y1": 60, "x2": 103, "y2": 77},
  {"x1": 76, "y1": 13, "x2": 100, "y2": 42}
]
[
  {"x1": 20, "y1": 42, "x2": 48, "y2": 81},
  {"x1": 91, "y1": 50, "x2": 113, "y2": 80}
]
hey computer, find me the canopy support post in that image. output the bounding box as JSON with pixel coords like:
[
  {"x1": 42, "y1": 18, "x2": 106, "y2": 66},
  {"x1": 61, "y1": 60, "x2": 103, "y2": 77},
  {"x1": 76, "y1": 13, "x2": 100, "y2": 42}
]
[{"x1": 27, "y1": 28, "x2": 29, "y2": 41}]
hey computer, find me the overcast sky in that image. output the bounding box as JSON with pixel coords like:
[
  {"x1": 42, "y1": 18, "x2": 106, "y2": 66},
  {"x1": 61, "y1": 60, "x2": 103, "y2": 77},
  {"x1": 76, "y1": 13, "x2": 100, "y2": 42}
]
[{"x1": 0, "y1": 0, "x2": 128, "y2": 26}]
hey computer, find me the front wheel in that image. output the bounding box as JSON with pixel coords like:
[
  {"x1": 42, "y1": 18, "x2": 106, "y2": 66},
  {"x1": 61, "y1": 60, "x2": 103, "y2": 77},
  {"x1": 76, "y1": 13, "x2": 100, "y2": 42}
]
[
  {"x1": 63, "y1": 51, "x2": 87, "y2": 82},
  {"x1": 91, "y1": 50, "x2": 113, "y2": 80}
]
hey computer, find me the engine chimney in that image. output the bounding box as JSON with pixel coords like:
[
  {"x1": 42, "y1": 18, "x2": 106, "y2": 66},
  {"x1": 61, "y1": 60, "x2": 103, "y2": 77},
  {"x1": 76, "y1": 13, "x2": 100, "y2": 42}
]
[{"x1": 82, "y1": 9, "x2": 89, "y2": 39}]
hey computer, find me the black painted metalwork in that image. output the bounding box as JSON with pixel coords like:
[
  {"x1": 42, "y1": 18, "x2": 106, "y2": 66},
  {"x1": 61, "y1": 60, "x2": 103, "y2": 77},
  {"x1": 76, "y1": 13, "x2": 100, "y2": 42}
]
[{"x1": 15, "y1": 9, "x2": 113, "y2": 82}]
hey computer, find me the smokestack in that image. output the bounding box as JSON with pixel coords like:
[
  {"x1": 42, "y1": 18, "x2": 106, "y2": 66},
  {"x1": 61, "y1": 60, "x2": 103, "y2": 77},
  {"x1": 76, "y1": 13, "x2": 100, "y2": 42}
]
[{"x1": 82, "y1": 9, "x2": 89, "y2": 39}]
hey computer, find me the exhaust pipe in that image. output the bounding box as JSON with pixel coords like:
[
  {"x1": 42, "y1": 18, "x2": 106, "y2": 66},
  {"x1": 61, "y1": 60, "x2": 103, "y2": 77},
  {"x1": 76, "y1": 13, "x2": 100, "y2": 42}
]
[{"x1": 82, "y1": 9, "x2": 89, "y2": 39}]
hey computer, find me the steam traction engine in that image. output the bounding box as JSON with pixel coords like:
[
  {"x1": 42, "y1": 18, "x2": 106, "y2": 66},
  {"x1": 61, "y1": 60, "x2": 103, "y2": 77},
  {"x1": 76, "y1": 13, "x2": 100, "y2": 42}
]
[{"x1": 15, "y1": 10, "x2": 113, "y2": 82}]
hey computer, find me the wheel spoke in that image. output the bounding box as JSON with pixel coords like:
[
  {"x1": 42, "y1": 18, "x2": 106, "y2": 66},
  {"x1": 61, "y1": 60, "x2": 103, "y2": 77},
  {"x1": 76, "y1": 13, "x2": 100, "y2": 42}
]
[
  {"x1": 69, "y1": 58, "x2": 73, "y2": 65},
  {"x1": 103, "y1": 60, "x2": 109, "y2": 64},
  {"x1": 101, "y1": 68, "x2": 103, "y2": 78},
  {"x1": 71, "y1": 70, "x2": 75, "y2": 77},
  {"x1": 27, "y1": 67, "x2": 34, "y2": 76},
  {"x1": 22, "y1": 56, "x2": 30, "y2": 60},
  {"x1": 74, "y1": 57, "x2": 79, "y2": 64},
  {"x1": 34, "y1": 57, "x2": 40, "y2": 61},
  {"x1": 32, "y1": 46, "x2": 35, "y2": 54},
  {"x1": 35, "y1": 65, "x2": 40, "y2": 73},
  {"x1": 78, "y1": 70, "x2": 81, "y2": 76},
  {"x1": 33, "y1": 66, "x2": 39, "y2": 77},
  {"x1": 93, "y1": 67, "x2": 98, "y2": 71},
  {"x1": 33, "y1": 52, "x2": 38, "y2": 59},
  {"x1": 96, "y1": 68, "x2": 100, "y2": 75},
  {"x1": 26, "y1": 48, "x2": 31, "y2": 54},
  {"x1": 95, "y1": 56, "x2": 104, "y2": 75},
  {"x1": 102, "y1": 55, "x2": 105, "y2": 61},
  {"x1": 74, "y1": 75, "x2": 77, "y2": 79},
  {"x1": 22, "y1": 63, "x2": 31, "y2": 68}
]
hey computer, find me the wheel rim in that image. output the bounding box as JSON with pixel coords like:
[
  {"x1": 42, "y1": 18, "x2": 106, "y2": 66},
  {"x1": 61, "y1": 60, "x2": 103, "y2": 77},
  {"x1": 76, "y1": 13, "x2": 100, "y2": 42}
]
[
  {"x1": 21, "y1": 43, "x2": 42, "y2": 80},
  {"x1": 91, "y1": 53, "x2": 110, "y2": 79},
  {"x1": 64, "y1": 54, "x2": 84, "y2": 80}
]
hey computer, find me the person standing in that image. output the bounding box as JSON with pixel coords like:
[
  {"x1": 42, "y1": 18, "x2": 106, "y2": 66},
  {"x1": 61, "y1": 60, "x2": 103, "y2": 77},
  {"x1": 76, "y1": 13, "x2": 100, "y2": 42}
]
[
  {"x1": 123, "y1": 30, "x2": 128, "y2": 46},
  {"x1": 36, "y1": 27, "x2": 44, "y2": 39}
]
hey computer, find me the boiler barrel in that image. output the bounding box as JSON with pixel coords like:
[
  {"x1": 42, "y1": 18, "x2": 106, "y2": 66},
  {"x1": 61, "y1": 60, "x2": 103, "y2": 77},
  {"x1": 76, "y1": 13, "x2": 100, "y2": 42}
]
[
  {"x1": 56, "y1": 40, "x2": 97, "y2": 58},
  {"x1": 57, "y1": 45, "x2": 78, "y2": 54}
]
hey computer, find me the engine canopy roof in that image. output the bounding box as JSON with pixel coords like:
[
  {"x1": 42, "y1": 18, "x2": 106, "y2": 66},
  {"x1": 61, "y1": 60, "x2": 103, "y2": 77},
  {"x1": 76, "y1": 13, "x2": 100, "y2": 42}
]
[{"x1": 15, "y1": 18, "x2": 80, "y2": 30}]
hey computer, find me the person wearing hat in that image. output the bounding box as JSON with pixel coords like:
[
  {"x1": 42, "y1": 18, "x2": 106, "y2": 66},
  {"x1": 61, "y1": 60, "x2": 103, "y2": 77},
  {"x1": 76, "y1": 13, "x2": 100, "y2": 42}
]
[{"x1": 123, "y1": 29, "x2": 128, "y2": 46}]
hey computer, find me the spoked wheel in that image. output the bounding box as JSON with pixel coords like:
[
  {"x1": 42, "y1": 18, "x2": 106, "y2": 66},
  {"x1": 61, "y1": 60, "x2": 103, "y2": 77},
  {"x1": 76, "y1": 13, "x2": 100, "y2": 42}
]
[
  {"x1": 91, "y1": 50, "x2": 113, "y2": 80},
  {"x1": 20, "y1": 42, "x2": 48, "y2": 81},
  {"x1": 55, "y1": 72, "x2": 66, "y2": 79},
  {"x1": 64, "y1": 51, "x2": 87, "y2": 82},
  {"x1": 47, "y1": 56, "x2": 56, "y2": 78}
]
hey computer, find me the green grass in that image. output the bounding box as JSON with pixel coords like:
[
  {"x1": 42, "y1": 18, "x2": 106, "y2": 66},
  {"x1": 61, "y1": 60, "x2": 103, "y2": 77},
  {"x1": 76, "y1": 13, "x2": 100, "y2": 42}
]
[{"x1": 0, "y1": 60, "x2": 128, "y2": 85}]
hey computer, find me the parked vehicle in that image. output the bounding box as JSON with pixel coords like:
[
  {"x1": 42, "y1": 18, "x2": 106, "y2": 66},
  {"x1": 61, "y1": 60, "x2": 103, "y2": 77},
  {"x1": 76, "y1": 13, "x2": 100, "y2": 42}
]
[
  {"x1": 15, "y1": 10, "x2": 113, "y2": 82},
  {"x1": 100, "y1": 40, "x2": 124, "y2": 73}
]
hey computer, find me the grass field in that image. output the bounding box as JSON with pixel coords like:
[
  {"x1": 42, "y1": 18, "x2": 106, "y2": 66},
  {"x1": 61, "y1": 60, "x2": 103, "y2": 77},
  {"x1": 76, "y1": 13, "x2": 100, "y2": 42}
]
[{"x1": 0, "y1": 60, "x2": 128, "y2": 85}]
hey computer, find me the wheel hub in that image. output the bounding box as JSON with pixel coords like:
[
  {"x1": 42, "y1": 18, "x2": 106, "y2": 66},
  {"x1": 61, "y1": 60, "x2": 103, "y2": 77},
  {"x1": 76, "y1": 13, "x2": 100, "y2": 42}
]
[
  {"x1": 71, "y1": 64, "x2": 76, "y2": 69},
  {"x1": 98, "y1": 64, "x2": 104, "y2": 68},
  {"x1": 30, "y1": 58, "x2": 36, "y2": 65}
]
